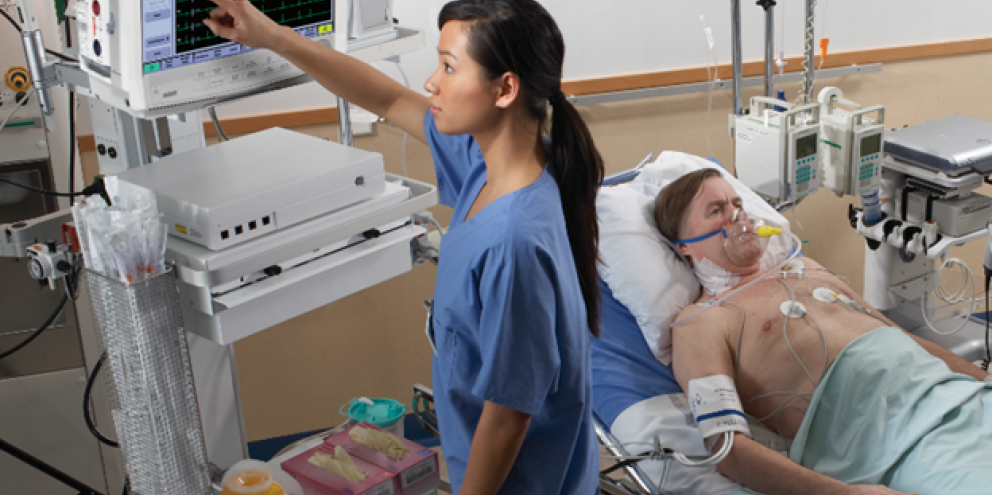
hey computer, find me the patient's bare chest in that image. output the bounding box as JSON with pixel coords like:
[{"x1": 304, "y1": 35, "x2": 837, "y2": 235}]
[{"x1": 719, "y1": 270, "x2": 885, "y2": 437}]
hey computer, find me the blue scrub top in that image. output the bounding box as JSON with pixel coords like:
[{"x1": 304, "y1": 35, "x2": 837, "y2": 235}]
[{"x1": 423, "y1": 112, "x2": 598, "y2": 495}]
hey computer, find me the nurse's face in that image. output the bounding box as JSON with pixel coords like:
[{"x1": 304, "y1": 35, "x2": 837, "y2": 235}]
[{"x1": 424, "y1": 21, "x2": 502, "y2": 135}]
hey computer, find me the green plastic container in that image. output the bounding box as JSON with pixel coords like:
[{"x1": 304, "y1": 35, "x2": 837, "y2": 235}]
[{"x1": 339, "y1": 397, "x2": 406, "y2": 436}]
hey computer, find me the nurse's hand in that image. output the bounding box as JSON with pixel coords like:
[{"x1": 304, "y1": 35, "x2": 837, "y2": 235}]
[{"x1": 202, "y1": 0, "x2": 287, "y2": 51}]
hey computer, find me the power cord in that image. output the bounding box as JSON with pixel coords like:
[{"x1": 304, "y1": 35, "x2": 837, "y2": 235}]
[
  {"x1": 207, "y1": 106, "x2": 230, "y2": 141},
  {"x1": 0, "y1": 7, "x2": 79, "y2": 63},
  {"x1": 0, "y1": 293, "x2": 67, "y2": 360},
  {"x1": 84, "y1": 351, "x2": 120, "y2": 448},
  {"x1": 0, "y1": 174, "x2": 105, "y2": 198},
  {"x1": 69, "y1": 91, "x2": 76, "y2": 205}
]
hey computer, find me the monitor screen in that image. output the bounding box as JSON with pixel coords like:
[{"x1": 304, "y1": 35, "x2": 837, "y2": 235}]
[
  {"x1": 860, "y1": 133, "x2": 881, "y2": 157},
  {"x1": 142, "y1": 0, "x2": 334, "y2": 74},
  {"x1": 796, "y1": 133, "x2": 817, "y2": 160}
]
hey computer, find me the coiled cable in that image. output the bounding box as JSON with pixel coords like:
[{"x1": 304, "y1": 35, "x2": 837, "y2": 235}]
[
  {"x1": 795, "y1": 0, "x2": 817, "y2": 105},
  {"x1": 922, "y1": 257, "x2": 977, "y2": 336}
]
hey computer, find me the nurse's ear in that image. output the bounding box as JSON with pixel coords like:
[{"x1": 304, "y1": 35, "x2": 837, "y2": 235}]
[{"x1": 493, "y1": 71, "x2": 522, "y2": 110}]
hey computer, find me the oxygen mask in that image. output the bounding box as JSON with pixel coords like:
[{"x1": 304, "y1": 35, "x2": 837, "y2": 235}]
[
  {"x1": 674, "y1": 207, "x2": 782, "y2": 266},
  {"x1": 723, "y1": 209, "x2": 781, "y2": 265}
]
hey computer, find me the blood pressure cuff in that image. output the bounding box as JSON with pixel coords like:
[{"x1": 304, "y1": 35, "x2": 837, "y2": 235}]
[{"x1": 687, "y1": 374, "x2": 751, "y2": 447}]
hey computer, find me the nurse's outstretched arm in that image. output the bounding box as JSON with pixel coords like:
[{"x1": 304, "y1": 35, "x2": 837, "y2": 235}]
[
  {"x1": 203, "y1": 0, "x2": 430, "y2": 143},
  {"x1": 459, "y1": 400, "x2": 530, "y2": 495}
]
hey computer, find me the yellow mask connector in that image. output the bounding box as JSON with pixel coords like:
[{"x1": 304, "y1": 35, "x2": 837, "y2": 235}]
[{"x1": 757, "y1": 225, "x2": 783, "y2": 238}]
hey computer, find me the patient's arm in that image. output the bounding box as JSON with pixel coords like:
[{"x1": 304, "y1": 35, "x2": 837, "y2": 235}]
[
  {"x1": 717, "y1": 434, "x2": 912, "y2": 495},
  {"x1": 805, "y1": 258, "x2": 988, "y2": 381},
  {"x1": 672, "y1": 304, "x2": 911, "y2": 495}
]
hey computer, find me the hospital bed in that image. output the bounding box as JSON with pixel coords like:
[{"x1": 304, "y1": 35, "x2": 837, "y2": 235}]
[{"x1": 590, "y1": 152, "x2": 798, "y2": 495}]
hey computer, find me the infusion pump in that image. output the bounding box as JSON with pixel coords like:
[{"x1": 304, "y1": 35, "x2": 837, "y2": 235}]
[
  {"x1": 817, "y1": 87, "x2": 885, "y2": 197},
  {"x1": 73, "y1": 0, "x2": 393, "y2": 118},
  {"x1": 732, "y1": 97, "x2": 821, "y2": 204}
]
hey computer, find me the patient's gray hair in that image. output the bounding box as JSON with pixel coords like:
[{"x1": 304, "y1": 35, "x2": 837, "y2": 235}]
[{"x1": 653, "y1": 168, "x2": 723, "y2": 249}]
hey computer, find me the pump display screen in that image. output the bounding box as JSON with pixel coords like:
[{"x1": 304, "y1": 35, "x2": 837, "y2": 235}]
[
  {"x1": 860, "y1": 133, "x2": 881, "y2": 157},
  {"x1": 796, "y1": 134, "x2": 817, "y2": 160},
  {"x1": 142, "y1": 0, "x2": 334, "y2": 74}
]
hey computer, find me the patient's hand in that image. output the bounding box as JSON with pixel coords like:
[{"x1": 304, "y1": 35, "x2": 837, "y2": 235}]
[{"x1": 849, "y1": 486, "x2": 915, "y2": 495}]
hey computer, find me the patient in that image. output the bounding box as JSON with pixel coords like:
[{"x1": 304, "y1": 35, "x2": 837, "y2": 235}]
[{"x1": 656, "y1": 168, "x2": 992, "y2": 495}]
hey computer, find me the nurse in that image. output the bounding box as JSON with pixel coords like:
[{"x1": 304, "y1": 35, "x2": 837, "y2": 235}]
[{"x1": 204, "y1": 1, "x2": 602, "y2": 493}]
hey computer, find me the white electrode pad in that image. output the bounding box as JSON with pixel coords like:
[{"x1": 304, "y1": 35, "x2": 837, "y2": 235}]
[
  {"x1": 687, "y1": 375, "x2": 751, "y2": 443},
  {"x1": 813, "y1": 287, "x2": 838, "y2": 303},
  {"x1": 780, "y1": 301, "x2": 807, "y2": 318},
  {"x1": 781, "y1": 259, "x2": 805, "y2": 275}
]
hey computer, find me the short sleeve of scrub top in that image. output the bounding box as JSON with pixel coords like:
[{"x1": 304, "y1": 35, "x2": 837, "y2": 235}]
[
  {"x1": 423, "y1": 114, "x2": 481, "y2": 208},
  {"x1": 422, "y1": 112, "x2": 599, "y2": 495}
]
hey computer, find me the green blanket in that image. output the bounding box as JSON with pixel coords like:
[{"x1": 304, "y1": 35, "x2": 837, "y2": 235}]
[{"x1": 789, "y1": 326, "x2": 992, "y2": 494}]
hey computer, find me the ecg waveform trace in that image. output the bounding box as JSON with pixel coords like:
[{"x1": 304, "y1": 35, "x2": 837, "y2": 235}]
[{"x1": 173, "y1": 0, "x2": 332, "y2": 54}]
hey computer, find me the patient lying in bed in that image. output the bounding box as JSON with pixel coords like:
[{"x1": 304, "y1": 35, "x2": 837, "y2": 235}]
[{"x1": 658, "y1": 169, "x2": 991, "y2": 495}]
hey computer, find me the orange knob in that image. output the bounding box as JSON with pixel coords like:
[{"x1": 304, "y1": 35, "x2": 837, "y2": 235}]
[{"x1": 5, "y1": 67, "x2": 32, "y2": 92}]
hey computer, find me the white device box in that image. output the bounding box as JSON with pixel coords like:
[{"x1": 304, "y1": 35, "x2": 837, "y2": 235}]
[
  {"x1": 817, "y1": 88, "x2": 885, "y2": 197},
  {"x1": 114, "y1": 127, "x2": 385, "y2": 251},
  {"x1": 733, "y1": 98, "x2": 821, "y2": 203},
  {"x1": 905, "y1": 190, "x2": 992, "y2": 237}
]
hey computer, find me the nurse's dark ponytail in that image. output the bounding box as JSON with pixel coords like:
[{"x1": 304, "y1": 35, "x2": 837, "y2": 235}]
[{"x1": 440, "y1": 0, "x2": 604, "y2": 338}]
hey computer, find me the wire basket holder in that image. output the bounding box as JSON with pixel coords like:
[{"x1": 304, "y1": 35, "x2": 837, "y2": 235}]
[{"x1": 85, "y1": 267, "x2": 211, "y2": 495}]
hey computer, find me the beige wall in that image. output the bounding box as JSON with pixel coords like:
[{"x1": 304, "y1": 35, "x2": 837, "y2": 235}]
[{"x1": 79, "y1": 50, "x2": 992, "y2": 442}]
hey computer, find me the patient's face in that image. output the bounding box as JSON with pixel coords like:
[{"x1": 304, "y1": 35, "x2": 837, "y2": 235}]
[{"x1": 678, "y1": 177, "x2": 763, "y2": 273}]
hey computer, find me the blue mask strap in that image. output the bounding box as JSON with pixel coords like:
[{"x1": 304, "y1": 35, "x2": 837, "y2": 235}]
[{"x1": 672, "y1": 228, "x2": 727, "y2": 245}]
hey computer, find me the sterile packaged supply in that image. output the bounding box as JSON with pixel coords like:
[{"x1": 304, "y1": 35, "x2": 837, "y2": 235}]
[
  {"x1": 70, "y1": 178, "x2": 168, "y2": 283},
  {"x1": 326, "y1": 422, "x2": 440, "y2": 495},
  {"x1": 281, "y1": 442, "x2": 397, "y2": 495}
]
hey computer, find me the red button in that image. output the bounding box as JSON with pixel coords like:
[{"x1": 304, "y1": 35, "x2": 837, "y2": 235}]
[{"x1": 92, "y1": 0, "x2": 100, "y2": 16}]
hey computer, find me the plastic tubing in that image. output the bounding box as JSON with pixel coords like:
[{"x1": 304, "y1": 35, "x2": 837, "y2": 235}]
[{"x1": 670, "y1": 232, "x2": 803, "y2": 328}]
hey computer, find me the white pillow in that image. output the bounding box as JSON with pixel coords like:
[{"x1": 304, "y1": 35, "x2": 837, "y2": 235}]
[{"x1": 597, "y1": 151, "x2": 792, "y2": 365}]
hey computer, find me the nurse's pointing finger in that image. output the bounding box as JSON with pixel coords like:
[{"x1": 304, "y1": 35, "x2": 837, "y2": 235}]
[
  {"x1": 202, "y1": 0, "x2": 237, "y2": 41},
  {"x1": 204, "y1": 0, "x2": 236, "y2": 9},
  {"x1": 202, "y1": 0, "x2": 281, "y2": 50}
]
